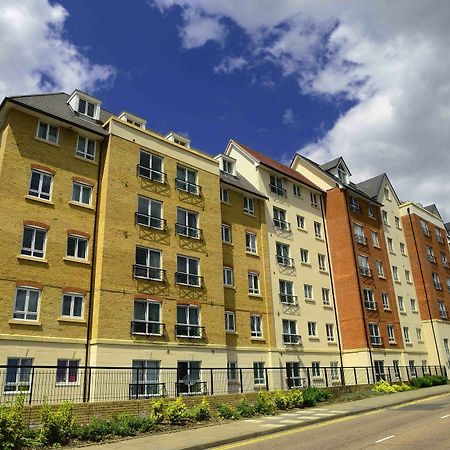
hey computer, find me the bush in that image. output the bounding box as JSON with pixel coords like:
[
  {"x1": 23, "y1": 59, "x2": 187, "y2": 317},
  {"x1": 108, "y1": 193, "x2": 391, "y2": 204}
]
[
  {"x1": 0, "y1": 396, "x2": 28, "y2": 450},
  {"x1": 254, "y1": 391, "x2": 277, "y2": 415},
  {"x1": 288, "y1": 389, "x2": 304, "y2": 408},
  {"x1": 167, "y1": 397, "x2": 188, "y2": 425},
  {"x1": 149, "y1": 399, "x2": 165, "y2": 424},
  {"x1": 272, "y1": 390, "x2": 291, "y2": 410},
  {"x1": 190, "y1": 397, "x2": 210, "y2": 421},
  {"x1": 109, "y1": 414, "x2": 155, "y2": 436},
  {"x1": 372, "y1": 380, "x2": 397, "y2": 394},
  {"x1": 235, "y1": 398, "x2": 255, "y2": 418},
  {"x1": 392, "y1": 383, "x2": 411, "y2": 392},
  {"x1": 217, "y1": 403, "x2": 239, "y2": 420},
  {"x1": 75, "y1": 417, "x2": 113, "y2": 442},
  {"x1": 410, "y1": 375, "x2": 448, "y2": 388},
  {"x1": 39, "y1": 400, "x2": 76, "y2": 445},
  {"x1": 302, "y1": 387, "x2": 331, "y2": 407}
]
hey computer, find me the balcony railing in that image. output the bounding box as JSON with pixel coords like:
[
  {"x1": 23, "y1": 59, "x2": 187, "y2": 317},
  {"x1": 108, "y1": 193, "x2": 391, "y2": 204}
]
[
  {"x1": 129, "y1": 382, "x2": 166, "y2": 399},
  {"x1": 428, "y1": 254, "x2": 436, "y2": 263},
  {"x1": 280, "y1": 294, "x2": 298, "y2": 305},
  {"x1": 133, "y1": 265, "x2": 165, "y2": 281},
  {"x1": 175, "y1": 223, "x2": 202, "y2": 239},
  {"x1": 434, "y1": 281, "x2": 442, "y2": 290},
  {"x1": 175, "y1": 272, "x2": 204, "y2": 287},
  {"x1": 276, "y1": 255, "x2": 295, "y2": 267},
  {"x1": 443, "y1": 261, "x2": 449, "y2": 269},
  {"x1": 422, "y1": 228, "x2": 431, "y2": 237},
  {"x1": 175, "y1": 380, "x2": 207, "y2": 396},
  {"x1": 175, "y1": 178, "x2": 201, "y2": 196},
  {"x1": 135, "y1": 212, "x2": 166, "y2": 230},
  {"x1": 354, "y1": 234, "x2": 367, "y2": 245},
  {"x1": 439, "y1": 310, "x2": 448, "y2": 320},
  {"x1": 365, "y1": 301, "x2": 377, "y2": 310},
  {"x1": 136, "y1": 164, "x2": 166, "y2": 183},
  {"x1": 350, "y1": 203, "x2": 361, "y2": 213},
  {"x1": 437, "y1": 235, "x2": 444, "y2": 244},
  {"x1": 131, "y1": 321, "x2": 165, "y2": 336},
  {"x1": 283, "y1": 334, "x2": 302, "y2": 345},
  {"x1": 175, "y1": 324, "x2": 205, "y2": 338},
  {"x1": 359, "y1": 266, "x2": 372, "y2": 277},
  {"x1": 269, "y1": 184, "x2": 287, "y2": 197},
  {"x1": 273, "y1": 218, "x2": 291, "y2": 232},
  {"x1": 370, "y1": 336, "x2": 382, "y2": 345}
]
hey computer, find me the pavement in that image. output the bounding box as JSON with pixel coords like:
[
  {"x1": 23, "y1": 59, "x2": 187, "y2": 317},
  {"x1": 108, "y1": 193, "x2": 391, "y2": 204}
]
[{"x1": 86, "y1": 384, "x2": 450, "y2": 450}]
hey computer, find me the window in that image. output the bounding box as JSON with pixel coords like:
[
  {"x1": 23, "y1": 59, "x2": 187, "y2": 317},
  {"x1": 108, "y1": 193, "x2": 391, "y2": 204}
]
[
  {"x1": 56, "y1": 359, "x2": 79, "y2": 384},
  {"x1": 314, "y1": 221, "x2": 322, "y2": 238},
  {"x1": 420, "y1": 220, "x2": 430, "y2": 237},
  {"x1": 304, "y1": 284, "x2": 313, "y2": 300},
  {"x1": 310, "y1": 192, "x2": 319, "y2": 207},
  {"x1": 396, "y1": 297, "x2": 404, "y2": 314},
  {"x1": 76, "y1": 136, "x2": 96, "y2": 161},
  {"x1": 447, "y1": 278, "x2": 450, "y2": 293},
  {"x1": 248, "y1": 272, "x2": 260, "y2": 295},
  {"x1": 381, "y1": 292, "x2": 390, "y2": 310},
  {"x1": 225, "y1": 311, "x2": 236, "y2": 332},
  {"x1": 322, "y1": 288, "x2": 331, "y2": 306},
  {"x1": 67, "y1": 235, "x2": 88, "y2": 260},
  {"x1": 276, "y1": 242, "x2": 293, "y2": 267},
  {"x1": 416, "y1": 328, "x2": 423, "y2": 341},
  {"x1": 177, "y1": 208, "x2": 201, "y2": 239},
  {"x1": 137, "y1": 196, "x2": 164, "y2": 229},
  {"x1": 227, "y1": 362, "x2": 237, "y2": 382},
  {"x1": 61, "y1": 293, "x2": 83, "y2": 318},
  {"x1": 251, "y1": 315, "x2": 263, "y2": 338},
  {"x1": 435, "y1": 228, "x2": 444, "y2": 243},
  {"x1": 296, "y1": 215, "x2": 305, "y2": 230},
  {"x1": 330, "y1": 362, "x2": 339, "y2": 380},
  {"x1": 354, "y1": 224, "x2": 366, "y2": 245},
  {"x1": 363, "y1": 289, "x2": 376, "y2": 310},
  {"x1": 13, "y1": 287, "x2": 40, "y2": 321},
  {"x1": 37, "y1": 121, "x2": 59, "y2": 143},
  {"x1": 405, "y1": 270, "x2": 411, "y2": 283},
  {"x1": 441, "y1": 252, "x2": 449, "y2": 268},
  {"x1": 369, "y1": 323, "x2": 381, "y2": 345},
  {"x1": 438, "y1": 301, "x2": 447, "y2": 319},
  {"x1": 387, "y1": 238, "x2": 394, "y2": 253},
  {"x1": 221, "y1": 224, "x2": 232, "y2": 243},
  {"x1": 393, "y1": 360, "x2": 400, "y2": 378},
  {"x1": 410, "y1": 298, "x2": 417, "y2": 312},
  {"x1": 245, "y1": 232, "x2": 257, "y2": 254},
  {"x1": 400, "y1": 243, "x2": 406, "y2": 255},
  {"x1": 269, "y1": 175, "x2": 285, "y2": 196},
  {"x1": 243, "y1": 197, "x2": 254, "y2": 215},
  {"x1": 392, "y1": 266, "x2": 399, "y2": 281},
  {"x1": 279, "y1": 280, "x2": 296, "y2": 304},
  {"x1": 395, "y1": 216, "x2": 401, "y2": 229},
  {"x1": 326, "y1": 324, "x2": 335, "y2": 342},
  {"x1": 403, "y1": 327, "x2": 411, "y2": 343},
  {"x1": 387, "y1": 325, "x2": 396, "y2": 343},
  {"x1": 337, "y1": 166, "x2": 348, "y2": 183},
  {"x1": 311, "y1": 362, "x2": 321, "y2": 377},
  {"x1": 4, "y1": 358, "x2": 33, "y2": 393},
  {"x1": 445, "y1": 338, "x2": 450, "y2": 357},
  {"x1": 72, "y1": 182, "x2": 92, "y2": 205},
  {"x1": 350, "y1": 196, "x2": 360, "y2": 213},
  {"x1": 134, "y1": 247, "x2": 163, "y2": 281},
  {"x1": 286, "y1": 362, "x2": 302, "y2": 387},
  {"x1": 300, "y1": 248, "x2": 309, "y2": 264},
  {"x1": 176, "y1": 255, "x2": 201, "y2": 287},
  {"x1": 427, "y1": 246, "x2": 436, "y2": 263},
  {"x1": 384, "y1": 187, "x2": 391, "y2": 200},
  {"x1": 318, "y1": 254, "x2": 326, "y2": 271},
  {"x1": 133, "y1": 300, "x2": 162, "y2": 335},
  {"x1": 358, "y1": 255, "x2": 371, "y2": 277},
  {"x1": 283, "y1": 320, "x2": 300, "y2": 344},
  {"x1": 21, "y1": 226, "x2": 46, "y2": 258},
  {"x1": 176, "y1": 166, "x2": 200, "y2": 195},
  {"x1": 176, "y1": 305, "x2": 201, "y2": 337},
  {"x1": 293, "y1": 185, "x2": 301, "y2": 197},
  {"x1": 138, "y1": 150, "x2": 164, "y2": 182},
  {"x1": 382, "y1": 210, "x2": 389, "y2": 225},
  {"x1": 273, "y1": 207, "x2": 290, "y2": 231},
  {"x1": 432, "y1": 272, "x2": 442, "y2": 290},
  {"x1": 223, "y1": 267, "x2": 233, "y2": 286},
  {"x1": 222, "y1": 159, "x2": 233, "y2": 174},
  {"x1": 368, "y1": 206, "x2": 376, "y2": 219},
  {"x1": 308, "y1": 321, "x2": 317, "y2": 337},
  {"x1": 78, "y1": 98, "x2": 96, "y2": 117},
  {"x1": 253, "y1": 362, "x2": 265, "y2": 385},
  {"x1": 28, "y1": 169, "x2": 52, "y2": 200},
  {"x1": 220, "y1": 187, "x2": 230, "y2": 203},
  {"x1": 371, "y1": 231, "x2": 380, "y2": 247},
  {"x1": 131, "y1": 360, "x2": 161, "y2": 397},
  {"x1": 377, "y1": 260, "x2": 385, "y2": 277}
]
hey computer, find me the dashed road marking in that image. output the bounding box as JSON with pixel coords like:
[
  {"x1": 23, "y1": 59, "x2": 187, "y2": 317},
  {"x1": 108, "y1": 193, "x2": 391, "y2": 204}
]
[
  {"x1": 375, "y1": 435, "x2": 395, "y2": 443},
  {"x1": 440, "y1": 414, "x2": 450, "y2": 419}
]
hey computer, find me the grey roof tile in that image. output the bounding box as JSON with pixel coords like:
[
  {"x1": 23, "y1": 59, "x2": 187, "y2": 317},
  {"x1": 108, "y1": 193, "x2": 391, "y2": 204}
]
[
  {"x1": 355, "y1": 174, "x2": 386, "y2": 199},
  {"x1": 220, "y1": 170, "x2": 267, "y2": 199}
]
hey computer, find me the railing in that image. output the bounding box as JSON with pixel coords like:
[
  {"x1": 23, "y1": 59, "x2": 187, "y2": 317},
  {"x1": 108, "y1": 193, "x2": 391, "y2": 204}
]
[
  {"x1": 136, "y1": 164, "x2": 166, "y2": 183},
  {"x1": 133, "y1": 265, "x2": 165, "y2": 281},
  {"x1": 175, "y1": 272, "x2": 204, "y2": 287},
  {"x1": 359, "y1": 266, "x2": 372, "y2": 277},
  {"x1": 276, "y1": 255, "x2": 295, "y2": 267},
  {"x1": 0, "y1": 365, "x2": 445, "y2": 405},
  {"x1": 422, "y1": 228, "x2": 431, "y2": 237},
  {"x1": 280, "y1": 294, "x2": 298, "y2": 305},
  {"x1": 175, "y1": 223, "x2": 202, "y2": 239},
  {"x1": 283, "y1": 334, "x2": 302, "y2": 345},
  {"x1": 130, "y1": 321, "x2": 165, "y2": 336},
  {"x1": 443, "y1": 261, "x2": 449, "y2": 269},
  {"x1": 269, "y1": 184, "x2": 287, "y2": 197},
  {"x1": 135, "y1": 212, "x2": 166, "y2": 230},
  {"x1": 440, "y1": 310, "x2": 448, "y2": 320},
  {"x1": 354, "y1": 234, "x2": 367, "y2": 245},
  {"x1": 273, "y1": 218, "x2": 291, "y2": 232},
  {"x1": 350, "y1": 203, "x2": 361, "y2": 213},
  {"x1": 175, "y1": 324, "x2": 205, "y2": 338},
  {"x1": 437, "y1": 235, "x2": 444, "y2": 244},
  {"x1": 428, "y1": 254, "x2": 437, "y2": 263},
  {"x1": 365, "y1": 301, "x2": 377, "y2": 310},
  {"x1": 434, "y1": 281, "x2": 442, "y2": 290},
  {"x1": 370, "y1": 336, "x2": 382, "y2": 345},
  {"x1": 175, "y1": 178, "x2": 201, "y2": 196}
]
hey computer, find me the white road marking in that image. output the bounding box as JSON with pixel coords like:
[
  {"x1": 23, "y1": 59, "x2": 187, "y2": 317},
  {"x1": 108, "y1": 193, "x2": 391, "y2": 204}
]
[
  {"x1": 375, "y1": 435, "x2": 395, "y2": 443},
  {"x1": 440, "y1": 414, "x2": 450, "y2": 419},
  {"x1": 260, "y1": 423, "x2": 285, "y2": 428}
]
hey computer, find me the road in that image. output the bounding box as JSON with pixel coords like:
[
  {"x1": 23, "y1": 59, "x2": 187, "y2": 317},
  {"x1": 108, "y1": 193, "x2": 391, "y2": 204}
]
[{"x1": 213, "y1": 394, "x2": 450, "y2": 449}]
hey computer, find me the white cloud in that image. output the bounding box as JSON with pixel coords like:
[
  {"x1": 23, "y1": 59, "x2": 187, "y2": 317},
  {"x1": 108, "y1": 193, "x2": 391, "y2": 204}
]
[
  {"x1": 282, "y1": 108, "x2": 295, "y2": 126},
  {"x1": 214, "y1": 56, "x2": 246, "y2": 74},
  {"x1": 152, "y1": 0, "x2": 450, "y2": 219},
  {"x1": 0, "y1": 0, "x2": 115, "y2": 99}
]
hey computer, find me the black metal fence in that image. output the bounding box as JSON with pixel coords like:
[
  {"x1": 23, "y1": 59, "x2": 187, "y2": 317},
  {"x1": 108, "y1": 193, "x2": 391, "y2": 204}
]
[{"x1": 0, "y1": 364, "x2": 446, "y2": 405}]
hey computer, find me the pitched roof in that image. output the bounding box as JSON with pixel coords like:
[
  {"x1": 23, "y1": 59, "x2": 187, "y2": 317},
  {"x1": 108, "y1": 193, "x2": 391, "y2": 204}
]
[
  {"x1": 320, "y1": 157, "x2": 342, "y2": 171},
  {"x1": 424, "y1": 204, "x2": 442, "y2": 219},
  {"x1": 220, "y1": 170, "x2": 267, "y2": 199},
  {"x1": 355, "y1": 174, "x2": 386, "y2": 199},
  {"x1": 444, "y1": 222, "x2": 450, "y2": 234},
  {"x1": 234, "y1": 141, "x2": 322, "y2": 192},
  {"x1": 5, "y1": 92, "x2": 111, "y2": 136}
]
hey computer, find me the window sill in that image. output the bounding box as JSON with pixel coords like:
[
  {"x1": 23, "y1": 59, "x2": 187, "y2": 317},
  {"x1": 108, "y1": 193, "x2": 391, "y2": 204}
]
[
  {"x1": 327, "y1": 341, "x2": 337, "y2": 345},
  {"x1": 226, "y1": 330, "x2": 238, "y2": 335},
  {"x1": 394, "y1": 280, "x2": 402, "y2": 285},
  {"x1": 243, "y1": 211, "x2": 255, "y2": 217},
  {"x1": 323, "y1": 305, "x2": 333, "y2": 310},
  {"x1": 58, "y1": 317, "x2": 86, "y2": 324},
  {"x1": 406, "y1": 281, "x2": 413, "y2": 285},
  {"x1": 418, "y1": 340, "x2": 425, "y2": 344},
  {"x1": 69, "y1": 201, "x2": 95, "y2": 211},
  {"x1": 319, "y1": 269, "x2": 329, "y2": 274},
  {"x1": 297, "y1": 227, "x2": 307, "y2": 233},
  {"x1": 388, "y1": 340, "x2": 397, "y2": 345},
  {"x1": 378, "y1": 275, "x2": 386, "y2": 280},
  {"x1": 222, "y1": 241, "x2": 233, "y2": 246},
  {"x1": 248, "y1": 293, "x2": 262, "y2": 299},
  {"x1": 315, "y1": 237, "x2": 324, "y2": 242},
  {"x1": 305, "y1": 298, "x2": 315, "y2": 303},
  {"x1": 250, "y1": 338, "x2": 265, "y2": 342},
  {"x1": 246, "y1": 252, "x2": 259, "y2": 257},
  {"x1": 25, "y1": 195, "x2": 54, "y2": 206},
  {"x1": 308, "y1": 337, "x2": 320, "y2": 341},
  {"x1": 412, "y1": 310, "x2": 419, "y2": 314},
  {"x1": 389, "y1": 251, "x2": 396, "y2": 255},
  {"x1": 301, "y1": 262, "x2": 312, "y2": 267},
  {"x1": 9, "y1": 319, "x2": 41, "y2": 326},
  {"x1": 400, "y1": 311, "x2": 407, "y2": 315},
  {"x1": 17, "y1": 255, "x2": 48, "y2": 264},
  {"x1": 63, "y1": 257, "x2": 91, "y2": 266},
  {"x1": 221, "y1": 201, "x2": 231, "y2": 206},
  {"x1": 373, "y1": 244, "x2": 381, "y2": 249},
  {"x1": 224, "y1": 285, "x2": 235, "y2": 290},
  {"x1": 34, "y1": 136, "x2": 59, "y2": 147},
  {"x1": 55, "y1": 382, "x2": 81, "y2": 387},
  {"x1": 383, "y1": 308, "x2": 391, "y2": 312},
  {"x1": 74, "y1": 154, "x2": 97, "y2": 165},
  {"x1": 405, "y1": 342, "x2": 413, "y2": 346}
]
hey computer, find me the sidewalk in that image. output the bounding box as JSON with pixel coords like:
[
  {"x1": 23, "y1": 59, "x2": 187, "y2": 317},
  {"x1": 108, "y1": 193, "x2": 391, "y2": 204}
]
[{"x1": 84, "y1": 384, "x2": 450, "y2": 450}]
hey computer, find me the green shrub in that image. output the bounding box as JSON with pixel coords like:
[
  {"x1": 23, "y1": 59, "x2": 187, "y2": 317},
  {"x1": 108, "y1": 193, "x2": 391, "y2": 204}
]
[
  {"x1": 190, "y1": 397, "x2": 210, "y2": 421},
  {"x1": 372, "y1": 380, "x2": 397, "y2": 394},
  {"x1": 271, "y1": 390, "x2": 291, "y2": 410},
  {"x1": 0, "y1": 396, "x2": 27, "y2": 450},
  {"x1": 410, "y1": 375, "x2": 448, "y2": 388},
  {"x1": 288, "y1": 389, "x2": 304, "y2": 408},
  {"x1": 75, "y1": 417, "x2": 113, "y2": 442},
  {"x1": 149, "y1": 399, "x2": 165, "y2": 424},
  {"x1": 217, "y1": 403, "x2": 239, "y2": 420},
  {"x1": 235, "y1": 398, "x2": 255, "y2": 418},
  {"x1": 167, "y1": 397, "x2": 188, "y2": 424},
  {"x1": 254, "y1": 391, "x2": 277, "y2": 415},
  {"x1": 392, "y1": 383, "x2": 411, "y2": 392},
  {"x1": 302, "y1": 387, "x2": 331, "y2": 406},
  {"x1": 39, "y1": 400, "x2": 76, "y2": 445}
]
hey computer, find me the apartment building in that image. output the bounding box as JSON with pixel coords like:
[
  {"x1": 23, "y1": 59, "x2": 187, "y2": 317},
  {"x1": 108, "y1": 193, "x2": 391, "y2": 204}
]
[
  {"x1": 225, "y1": 141, "x2": 341, "y2": 384},
  {"x1": 292, "y1": 156, "x2": 404, "y2": 375},
  {"x1": 400, "y1": 202, "x2": 450, "y2": 366},
  {"x1": 357, "y1": 174, "x2": 427, "y2": 369}
]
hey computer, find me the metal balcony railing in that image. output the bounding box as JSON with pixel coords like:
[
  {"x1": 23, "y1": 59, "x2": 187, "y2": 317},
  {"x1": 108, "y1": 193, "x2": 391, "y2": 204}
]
[
  {"x1": 365, "y1": 301, "x2": 377, "y2": 310},
  {"x1": 428, "y1": 254, "x2": 437, "y2": 263},
  {"x1": 277, "y1": 255, "x2": 295, "y2": 267},
  {"x1": 354, "y1": 234, "x2": 367, "y2": 245},
  {"x1": 440, "y1": 310, "x2": 448, "y2": 320},
  {"x1": 175, "y1": 380, "x2": 207, "y2": 396},
  {"x1": 175, "y1": 223, "x2": 202, "y2": 239},
  {"x1": 133, "y1": 265, "x2": 165, "y2": 281},
  {"x1": 129, "y1": 382, "x2": 166, "y2": 399},
  {"x1": 434, "y1": 281, "x2": 442, "y2": 290},
  {"x1": 437, "y1": 235, "x2": 444, "y2": 244},
  {"x1": 273, "y1": 218, "x2": 291, "y2": 232},
  {"x1": 422, "y1": 228, "x2": 431, "y2": 237},
  {"x1": 135, "y1": 212, "x2": 166, "y2": 230},
  {"x1": 280, "y1": 294, "x2": 298, "y2": 305},
  {"x1": 136, "y1": 164, "x2": 166, "y2": 183},
  {"x1": 370, "y1": 336, "x2": 382, "y2": 345},
  {"x1": 130, "y1": 321, "x2": 165, "y2": 336},
  {"x1": 175, "y1": 178, "x2": 201, "y2": 196},
  {"x1": 175, "y1": 272, "x2": 204, "y2": 287},
  {"x1": 443, "y1": 261, "x2": 449, "y2": 269},
  {"x1": 269, "y1": 184, "x2": 287, "y2": 197},
  {"x1": 359, "y1": 266, "x2": 372, "y2": 277},
  {"x1": 175, "y1": 324, "x2": 205, "y2": 338},
  {"x1": 283, "y1": 334, "x2": 302, "y2": 345},
  {"x1": 350, "y1": 203, "x2": 361, "y2": 213}
]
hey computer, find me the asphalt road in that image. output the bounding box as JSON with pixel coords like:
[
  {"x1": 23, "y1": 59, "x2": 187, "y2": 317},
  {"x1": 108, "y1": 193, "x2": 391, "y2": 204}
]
[{"x1": 213, "y1": 393, "x2": 450, "y2": 449}]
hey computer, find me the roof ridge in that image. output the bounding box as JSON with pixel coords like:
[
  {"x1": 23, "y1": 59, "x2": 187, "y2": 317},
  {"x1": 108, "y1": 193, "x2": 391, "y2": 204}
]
[{"x1": 9, "y1": 92, "x2": 69, "y2": 99}]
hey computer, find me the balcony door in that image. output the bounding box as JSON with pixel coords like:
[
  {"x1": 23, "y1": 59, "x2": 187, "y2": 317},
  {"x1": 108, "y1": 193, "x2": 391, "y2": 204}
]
[{"x1": 177, "y1": 361, "x2": 202, "y2": 394}]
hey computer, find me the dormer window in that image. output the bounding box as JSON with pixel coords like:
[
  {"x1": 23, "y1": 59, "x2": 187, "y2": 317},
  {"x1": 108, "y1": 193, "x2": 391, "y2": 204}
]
[
  {"x1": 222, "y1": 159, "x2": 233, "y2": 174},
  {"x1": 118, "y1": 112, "x2": 146, "y2": 129},
  {"x1": 215, "y1": 154, "x2": 236, "y2": 176},
  {"x1": 165, "y1": 131, "x2": 191, "y2": 148},
  {"x1": 67, "y1": 90, "x2": 101, "y2": 120},
  {"x1": 337, "y1": 165, "x2": 348, "y2": 184},
  {"x1": 78, "y1": 98, "x2": 96, "y2": 117}
]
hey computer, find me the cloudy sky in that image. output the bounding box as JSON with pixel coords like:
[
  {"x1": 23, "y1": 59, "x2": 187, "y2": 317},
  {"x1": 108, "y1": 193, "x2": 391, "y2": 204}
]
[{"x1": 1, "y1": 0, "x2": 449, "y2": 218}]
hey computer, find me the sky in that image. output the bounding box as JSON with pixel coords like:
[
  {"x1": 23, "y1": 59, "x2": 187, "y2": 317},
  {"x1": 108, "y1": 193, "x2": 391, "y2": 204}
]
[{"x1": 0, "y1": 0, "x2": 449, "y2": 219}]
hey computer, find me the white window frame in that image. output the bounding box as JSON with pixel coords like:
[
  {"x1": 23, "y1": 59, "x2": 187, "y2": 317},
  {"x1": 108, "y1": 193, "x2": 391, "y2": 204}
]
[
  {"x1": 223, "y1": 266, "x2": 234, "y2": 287},
  {"x1": 72, "y1": 181, "x2": 92, "y2": 205},
  {"x1": 308, "y1": 321, "x2": 317, "y2": 337},
  {"x1": 293, "y1": 185, "x2": 301, "y2": 197},
  {"x1": 21, "y1": 226, "x2": 47, "y2": 258},
  {"x1": 61, "y1": 293, "x2": 84, "y2": 318},
  {"x1": 310, "y1": 192, "x2": 319, "y2": 207},
  {"x1": 4, "y1": 358, "x2": 33, "y2": 393},
  {"x1": 77, "y1": 98, "x2": 97, "y2": 118},
  {"x1": 311, "y1": 362, "x2": 321, "y2": 377},
  {"x1": 225, "y1": 311, "x2": 236, "y2": 332},
  {"x1": 279, "y1": 280, "x2": 295, "y2": 304},
  {"x1": 381, "y1": 292, "x2": 390, "y2": 310},
  {"x1": 318, "y1": 254, "x2": 326, "y2": 271},
  {"x1": 369, "y1": 323, "x2": 381, "y2": 345},
  {"x1": 28, "y1": 169, "x2": 53, "y2": 200},
  {"x1": 220, "y1": 187, "x2": 230, "y2": 203},
  {"x1": 326, "y1": 324, "x2": 335, "y2": 342},
  {"x1": 253, "y1": 362, "x2": 265, "y2": 385},
  {"x1": 300, "y1": 248, "x2": 309, "y2": 264},
  {"x1": 56, "y1": 359, "x2": 80, "y2": 385},
  {"x1": 250, "y1": 314, "x2": 263, "y2": 338},
  {"x1": 137, "y1": 196, "x2": 164, "y2": 229},
  {"x1": 416, "y1": 328, "x2": 423, "y2": 341},
  {"x1": 297, "y1": 215, "x2": 305, "y2": 230},
  {"x1": 243, "y1": 197, "x2": 254, "y2": 215},
  {"x1": 133, "y1": 300, "x2": 162, "y2": 335},
  {"x1": 176, "y1": 165, "x2": 199, "y2": 195},
  {"x1": 66, "y1": 234, "x2": 88, "y2": 260},
  {"x1": 221, "y1": 224, "x2": 232, "y2": 243},
  {"x1": 37, "y1": 120, "x2": 59, "y2": 144},
  {"x1": 403, "y1": 327, "x2": 411, "y2": 343},
  {"x1": 248, "y1": 272, "x2": 260, "y2": 295},
  {"x1": 13, "y1": 287, "x2": 40, "y2": 321},
  {"x1": 176, "y1": 255, "x2": 200, "y2": 287},
  {"x1": 227, "y1": 361, "x2": 238, "y2": 381},
  {"x1": 398, "y1": 296, "x2": 405, "y2": 312},
  {"x1": 135, "y1": 247, "x2": 163, "y2": 281},
  {"x1": 245, "y1": 232, "x2": 257, "y2": 254},
  {"x1": 177, "y1": 208, "x2": 200, "y2": 239},
  {"x1": 304, "y1": 284, "x2": 313, "y2": 300},
  {"x1": 76, "y1": 135, "x2": 96, "y2": 161},
  {"x1": 387, "y1": 325, "x2": 396, "y2": 343},
  {"x1": 371, "y1": 231, "x2": 380, "y2": 247},
  {"x1": 377, "y1": 260, "x2": 384, "y2": 277},
  {"x1": 410, "y1": 298, "x2": 417, "y2": 312},
  {"x1": 392, "y1": 266, "x2": 399, "y2": 281},
  {"x1": 314, "y1": 221, "x2": 322, "y2": 238},
  {"x1": 322, "y1": 288, "x2": 331, "y2": 306},
  {"x1": 364, "y1": 288, "x2": 376, "y2": 310},
  {"x1": 138, "y1": 150, "x2": 164, "y2": 183}
]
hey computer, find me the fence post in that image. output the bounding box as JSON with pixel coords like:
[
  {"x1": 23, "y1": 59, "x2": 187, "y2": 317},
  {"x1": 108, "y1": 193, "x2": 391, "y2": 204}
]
[
  {"x1": 306, "y1": 368, "x2": 311, "y2": 387},
  {"x1": 210, "y1": 369, "x2": 214, "y2": 396},
  {"x1": 324, "y1": 367, "x2": 329, "y2": 387},
  {"x1": 354, "y1": 367, "x2": 358, "y2": 385},
  {"x1": 239, "y1": 368, "x2": 244, "y2": 393},
  {"x1": 28, "y1": 367, "x2": 35, "y2": 405},
  {"x1": 406, "y1": 367, "x2": 410, "y2": 382},
  {"x1": 366, "y1": 367, "x2": 370, "y2": 384},
  {"x1": 265, "y1": 368, "x2": 269, "y2": 391},
  {"x1": 136, "y1": 368, "x2": 140, "y2": 399},
  {"x1": 387, "y1": 366, "x2": 392, "y2": 384},
  {"x1": 340, "y1": 367, "x2": 345, "y2": 386}
]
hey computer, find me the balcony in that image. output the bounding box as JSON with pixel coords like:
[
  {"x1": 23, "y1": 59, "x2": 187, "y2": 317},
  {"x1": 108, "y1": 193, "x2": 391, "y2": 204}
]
[
  {"x1": 365, "y1": 301, "x2": 377, "y2": 310},
  {"x1": 175, "y1": 324, "x2": 205, "y2": 338},
  {"x1": 175, "y1": 380, "x2": 207, "y2": 396},
  {"x1": 135, "y1": 212, "x2": 166, "y2": 230},
  {"x1": 129, "y1": 382, "x2": 166, "y2": 399},
  {"x1": 359, "y1": 266, "x2": 372, "y2": 277},
  {"x1": 283, "y1": 334, "x2": 302, "y2": 345},
  {"x1": 354, "y1": 234, "x2": 367, "y2": 245},
  {"x1": 269, "y1": 184, "x2": 287, "y2": 197},
  {"x1": 130, "y1": 321, "x2": 165, "y2": 336},
  {"x1": 422, "y1": 228, "x2": 431, "y2": 237},
  {"x1": 276, "y1": 255, "x2": 295, "y2": 267},
  {"x1": 443, "y1": 261, "x2": 449, "y2": 269},
  {"x1": 136, "y1": 164, "x2": 166, "y2": 183},
  {"x1": 350, "y1": 203, "x2": 361, "y2": 214},
  {"x1": 280, "y1": 294, "x2": 298, "y2": 305},
  {"x1": 370, "y1": 336, "x2": 382, "y2": 346},
  {"x1": 133, "y1": 265, "x2": 165, "y2": 282},
  {"x1": 440, "y1": 310, "x2": 448, "y2": 320},
  {"x1": 175, "y1": 272, "x2": 204, "y2": 288},
  {"x1": 175, "y1": 178, "x2": 201, "y2": 196},
  {"x1": 428, "y1": 254, "x2": 437, "y2": 263},
  {"x1": 175, "y1": 223, "x2": 202, "y2": 240},
  {"x1": 434, "y1": 281, "x2": 442, "y2": 291},
  {"x1": 273, "y1": 218, "x2": 291, "y2": 232},
  {"x1": 437, "y1": 235, "x2": 444, "y2": 244}
]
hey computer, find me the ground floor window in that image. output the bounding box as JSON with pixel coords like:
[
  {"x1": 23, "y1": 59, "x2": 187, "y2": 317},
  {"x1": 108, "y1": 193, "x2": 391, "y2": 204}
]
[
  {"x1": 227, "y1": 361, "x2": 237, "y2": 382},
  {"x1": 286, "y1": 362, "x2": 302, "y2": 388},
  {"x1": 56, "y1": 359, "x2": 79, "y2": 385},
  {"x1": 131, "y1": 360, "x2": 161, "y2": 398},
  {"x1": 177, "y1": 361, "x2": 204, "y2": 395},
  {"x1": 253, "y1": 362, "x2": 265, "y2": 385},
  {"x1": 4, "y1": 358, "x2": 33, "y2": 393}
]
